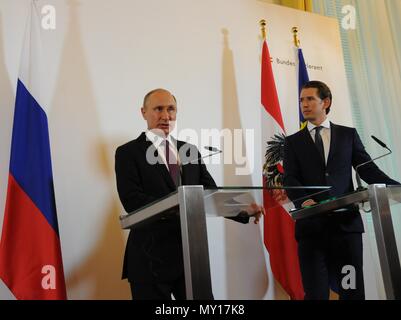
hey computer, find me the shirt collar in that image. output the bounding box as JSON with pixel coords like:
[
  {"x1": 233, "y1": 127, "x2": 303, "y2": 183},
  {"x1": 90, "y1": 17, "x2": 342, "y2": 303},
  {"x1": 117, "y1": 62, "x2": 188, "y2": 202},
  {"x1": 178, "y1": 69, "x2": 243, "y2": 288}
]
[
  {"x1": 145, "y1": 130, "x2": 175, "y2": 148},
  {"x1": 307, "y1": 118, "x2": 331, "y2": 132}
]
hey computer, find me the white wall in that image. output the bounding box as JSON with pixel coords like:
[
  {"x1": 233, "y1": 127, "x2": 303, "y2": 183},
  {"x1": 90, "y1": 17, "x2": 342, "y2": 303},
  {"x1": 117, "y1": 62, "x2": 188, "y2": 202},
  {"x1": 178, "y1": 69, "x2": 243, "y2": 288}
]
[{"x1": 0, "y1": 0, "x2": 383, "y2": 299}]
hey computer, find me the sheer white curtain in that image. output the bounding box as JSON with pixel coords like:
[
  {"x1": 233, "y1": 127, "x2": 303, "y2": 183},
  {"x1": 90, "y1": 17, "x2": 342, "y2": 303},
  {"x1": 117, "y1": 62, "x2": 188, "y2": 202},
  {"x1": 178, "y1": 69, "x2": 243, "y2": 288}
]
[
  {"x1": 313, "y1": 0, "x2": 401, "y2": 299},
  {"x1": 312, "y1": 0, "x2": 401, "y2": 181}
]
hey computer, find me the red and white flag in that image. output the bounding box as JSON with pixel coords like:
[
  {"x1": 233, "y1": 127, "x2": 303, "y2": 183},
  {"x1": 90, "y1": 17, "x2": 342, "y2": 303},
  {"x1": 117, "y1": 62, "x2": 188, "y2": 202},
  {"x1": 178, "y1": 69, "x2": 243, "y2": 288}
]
[{"x1": 261, "y1": 36, "x2": 304, "y2": 300}]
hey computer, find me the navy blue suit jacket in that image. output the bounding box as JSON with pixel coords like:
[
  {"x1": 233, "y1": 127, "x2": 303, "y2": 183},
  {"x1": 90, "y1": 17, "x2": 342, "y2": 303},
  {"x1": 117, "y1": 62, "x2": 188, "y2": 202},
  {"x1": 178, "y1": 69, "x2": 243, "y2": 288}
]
[{"x1": 283, "y1": 123, "x2": 399, "y2": 240}]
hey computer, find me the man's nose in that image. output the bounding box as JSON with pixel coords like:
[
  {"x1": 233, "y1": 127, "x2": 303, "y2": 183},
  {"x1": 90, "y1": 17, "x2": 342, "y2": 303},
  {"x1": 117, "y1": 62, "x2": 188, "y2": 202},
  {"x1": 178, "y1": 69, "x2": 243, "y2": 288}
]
[{"x1": 161, "y1": 109, "x2": 170, "y2": 120}]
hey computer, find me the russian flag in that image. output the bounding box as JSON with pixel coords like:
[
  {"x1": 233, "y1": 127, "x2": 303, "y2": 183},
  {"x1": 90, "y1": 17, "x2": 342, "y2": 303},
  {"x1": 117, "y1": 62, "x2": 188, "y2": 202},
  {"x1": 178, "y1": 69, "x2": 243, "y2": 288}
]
[{"x1": 0, "y1": 1, "x2": 66, "y2": 299}]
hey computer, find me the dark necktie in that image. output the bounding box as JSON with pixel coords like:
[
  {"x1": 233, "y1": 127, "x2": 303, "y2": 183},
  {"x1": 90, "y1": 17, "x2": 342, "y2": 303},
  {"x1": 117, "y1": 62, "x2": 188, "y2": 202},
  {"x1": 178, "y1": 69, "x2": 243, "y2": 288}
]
[
  {"x1": 165, "y1": 139, "x2": 180, "y2": 186},
  {"x1": 314, "y1": 126, "x2": 325, "y2": 163}
]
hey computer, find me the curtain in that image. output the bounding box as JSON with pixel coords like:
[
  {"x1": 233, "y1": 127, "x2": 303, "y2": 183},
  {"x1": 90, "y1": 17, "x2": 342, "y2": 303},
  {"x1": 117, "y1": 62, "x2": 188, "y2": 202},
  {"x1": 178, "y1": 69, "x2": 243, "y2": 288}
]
[
  {"x1": 279, "y1": 0, "x2": 313, "y2": 11},
  {"x1": 313, "y1": 0, "x2": 401, "y2": 298},
  {"x1": 311, "y1": 0, "x2": 401, "y2": 189}
]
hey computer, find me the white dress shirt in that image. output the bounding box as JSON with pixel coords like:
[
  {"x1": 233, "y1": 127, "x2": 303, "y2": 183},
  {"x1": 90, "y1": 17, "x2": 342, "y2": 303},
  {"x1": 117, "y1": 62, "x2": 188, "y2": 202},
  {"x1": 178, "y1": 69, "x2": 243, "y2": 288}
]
[
  {"x1": 307, "y1": 119, "x2": 331, "y2": 164},
  {"x1": 145, "y1": 130, "x2": 180, "y2": 170}
]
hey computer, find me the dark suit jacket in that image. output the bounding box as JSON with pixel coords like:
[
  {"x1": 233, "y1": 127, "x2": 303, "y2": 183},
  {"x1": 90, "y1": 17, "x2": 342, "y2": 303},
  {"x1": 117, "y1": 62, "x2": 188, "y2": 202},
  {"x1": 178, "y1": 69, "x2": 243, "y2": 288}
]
[
  {"x1": 115, "y1": 132, "x2": 248, "y2": 283},
  {"x1": 283, "y1": 123, "x2": 399, "y2": 240}
]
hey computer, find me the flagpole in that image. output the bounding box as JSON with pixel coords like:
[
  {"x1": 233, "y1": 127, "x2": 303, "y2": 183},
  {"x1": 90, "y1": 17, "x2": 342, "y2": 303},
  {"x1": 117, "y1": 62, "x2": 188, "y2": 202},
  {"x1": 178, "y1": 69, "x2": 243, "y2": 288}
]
[
  {"x1": 260, "y1": 20, "x2": 273, "y2": 63},
  {"x1": 293, "y1": 26, "x2": 310, "y2": 130},
  {"x1": 292, "y1": 26, "x2": 300, "y2": 48},
  {"x1": 260, "y1": 19, "x2": 267, "y2": 40}
]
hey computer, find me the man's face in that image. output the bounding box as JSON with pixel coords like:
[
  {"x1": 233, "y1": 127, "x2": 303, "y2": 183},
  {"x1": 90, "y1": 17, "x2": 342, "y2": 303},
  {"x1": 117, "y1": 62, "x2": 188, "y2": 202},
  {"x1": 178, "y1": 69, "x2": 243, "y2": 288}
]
[
  {"x1": 141, "y1": 90, "x2": 177, "y2": 136},
  {"x1": 300, "y1": 88, "x2": 330, "y2": 124}
]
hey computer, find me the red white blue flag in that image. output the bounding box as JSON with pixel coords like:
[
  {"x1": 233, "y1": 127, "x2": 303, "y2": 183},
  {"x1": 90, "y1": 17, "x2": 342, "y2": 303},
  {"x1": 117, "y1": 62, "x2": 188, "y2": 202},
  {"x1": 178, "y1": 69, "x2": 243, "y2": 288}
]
[{"x1": 0, "y1": 1, "x2": 66, "y2": 300}]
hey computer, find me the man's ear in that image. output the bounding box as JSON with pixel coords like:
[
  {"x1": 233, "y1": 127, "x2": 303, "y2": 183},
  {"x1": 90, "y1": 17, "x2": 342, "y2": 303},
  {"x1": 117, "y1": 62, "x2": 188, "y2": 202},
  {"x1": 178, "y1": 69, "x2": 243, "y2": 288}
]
[
  {"x1": 141, "y1": 107, "x2": 146, "y2": 120},
  {"x1": 323, "y1": 98, "x2": 331, "y2": 109}
]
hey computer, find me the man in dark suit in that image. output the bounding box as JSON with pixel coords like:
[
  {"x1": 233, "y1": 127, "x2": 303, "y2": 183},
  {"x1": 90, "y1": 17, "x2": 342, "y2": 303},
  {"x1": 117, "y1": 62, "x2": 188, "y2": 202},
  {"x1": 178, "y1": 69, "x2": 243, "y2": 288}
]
[
  {"x1": 115, "y1": 88, "x2": 263, "y2": 300},
  {"x1": 283, "y1": 81, "x2": 399, "y2": 300}
]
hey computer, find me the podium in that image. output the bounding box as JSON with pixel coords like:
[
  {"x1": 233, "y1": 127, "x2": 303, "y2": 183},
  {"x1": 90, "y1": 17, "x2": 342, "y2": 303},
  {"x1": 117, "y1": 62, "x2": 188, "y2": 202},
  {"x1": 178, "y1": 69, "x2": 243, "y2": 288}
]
[
  {"x1": 290, "y1": 184, "x2": 401, "y2": 300},
  {"x1": 119, "y1": 185, "x2": 328, "y2": 299}
]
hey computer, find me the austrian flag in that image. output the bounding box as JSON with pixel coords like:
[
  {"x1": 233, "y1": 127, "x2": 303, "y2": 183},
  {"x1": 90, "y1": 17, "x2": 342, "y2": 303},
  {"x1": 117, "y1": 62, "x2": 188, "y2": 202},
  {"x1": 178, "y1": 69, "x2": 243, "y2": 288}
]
[{"x1": 260, "y1": 31, "x2": 304, "y2": 300}]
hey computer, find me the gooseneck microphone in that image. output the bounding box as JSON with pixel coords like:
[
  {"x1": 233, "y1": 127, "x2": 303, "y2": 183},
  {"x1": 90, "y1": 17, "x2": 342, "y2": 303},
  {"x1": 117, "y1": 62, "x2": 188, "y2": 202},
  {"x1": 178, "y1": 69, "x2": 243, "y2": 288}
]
[
  {"x1": 181, "y1": 146, "x2": 222, "y2": 166},
  {"x1": 175, "y1": 146, "x2": 222, "y2": 187},
  {"x1": 371, "y1": 135, "x2": 391, "y2": 151},
  {"x1": 355, "y1": 135, "x2": 392, "y2": 191},
  {"x1": 204, "y1": 146, "x2": 222, "y2": 153}
]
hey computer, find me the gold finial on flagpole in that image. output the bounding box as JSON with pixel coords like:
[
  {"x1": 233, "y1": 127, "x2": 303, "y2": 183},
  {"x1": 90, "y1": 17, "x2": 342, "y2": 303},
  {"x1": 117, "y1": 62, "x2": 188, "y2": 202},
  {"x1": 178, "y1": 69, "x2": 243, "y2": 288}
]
[
  {"x1": 292, "y1": 26, "x2": 300, "y2": 48},
  {"x1": 260, "y1": 19, "x2": 267, "y2": 40}
]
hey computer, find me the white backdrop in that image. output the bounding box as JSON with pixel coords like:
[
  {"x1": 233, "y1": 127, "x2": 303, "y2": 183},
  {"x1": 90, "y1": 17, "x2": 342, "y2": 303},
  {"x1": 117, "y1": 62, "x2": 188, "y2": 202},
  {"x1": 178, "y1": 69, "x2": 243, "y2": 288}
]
[{"x1": 0, "y1": 0, "x2": 384, "y2": 299}]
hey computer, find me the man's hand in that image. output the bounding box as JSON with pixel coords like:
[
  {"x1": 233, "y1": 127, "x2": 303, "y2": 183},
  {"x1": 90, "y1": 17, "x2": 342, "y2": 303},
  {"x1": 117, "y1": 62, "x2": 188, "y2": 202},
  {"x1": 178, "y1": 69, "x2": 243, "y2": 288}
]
[
  {"x1": 247, "y1": 202, "x2": 265, "y2": 224},
  {"x1": 301, "y1": 199, "x2": 317, "y2": 208},
  {"x1": 271, "y1": 189, "x2": 288, "y2": 203}
]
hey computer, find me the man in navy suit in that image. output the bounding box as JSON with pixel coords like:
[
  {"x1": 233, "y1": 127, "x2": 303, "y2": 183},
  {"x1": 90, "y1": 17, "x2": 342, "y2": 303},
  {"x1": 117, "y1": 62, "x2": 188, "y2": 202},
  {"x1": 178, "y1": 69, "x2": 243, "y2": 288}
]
[
  {"x1": 115, "y1": 88, "x2": 263, "y2": 300},
  {"x1": 283, "y1": 81, "x2": 399, "y2": 300}
]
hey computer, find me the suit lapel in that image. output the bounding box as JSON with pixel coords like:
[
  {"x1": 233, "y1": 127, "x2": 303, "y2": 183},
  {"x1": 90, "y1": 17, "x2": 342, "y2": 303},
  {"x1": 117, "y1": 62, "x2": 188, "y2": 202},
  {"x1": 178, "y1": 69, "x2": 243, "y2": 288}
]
[
  {"x1": 174, "y1": 138, "x2": 187, "y2": 185},
  {"x1": 175, "y1": 139, "x2": 200, "y2": 185},
  {"x1": 138, "y1": 132, "x2": 177, "y2": 190},
  {"x1": 326, "y1": 122, "x2": 337, "y2": 168}
]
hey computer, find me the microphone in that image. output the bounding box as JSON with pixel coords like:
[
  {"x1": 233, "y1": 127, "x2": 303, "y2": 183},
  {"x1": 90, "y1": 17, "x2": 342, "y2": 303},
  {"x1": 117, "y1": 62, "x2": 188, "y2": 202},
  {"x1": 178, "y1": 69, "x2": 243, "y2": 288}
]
[
  {"x1": 181, "y1": 146, "x2": 222, "y2": 166},
  {"x1": 371, "y1": 135, "x2": 391, "y2": 151},
  {"x1": 355, "y1": 135, "x2": 392, "y2": 191},
  {"x1": 175, "y1": 146, "x2": 222, "y2": 187},
  {"x1": 170, "y1": 146, "x2": 223, "y2": 186},
  {"x1": 205, "y1": 146, "x2": 221, "y2": 153}
]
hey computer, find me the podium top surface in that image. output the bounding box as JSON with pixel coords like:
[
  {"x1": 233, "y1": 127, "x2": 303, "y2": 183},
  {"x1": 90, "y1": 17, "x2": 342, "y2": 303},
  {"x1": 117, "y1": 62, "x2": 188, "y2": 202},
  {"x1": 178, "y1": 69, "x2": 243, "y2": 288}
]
[
  {"x1": 119, "y1": 185, "x2": 401, "y2": 228},
  {"x1": 123, "y1": 185, "x2": 331, "y2": 215},
  {"x1": 203, "y1": 186, "x2": 331, "y2": 218},
  {"x1": 119, "y1": 185, "x2": 332, "y2": 228},
  {"x1": 290, "y1": 184, "x2": 401, "y2": 220}
]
